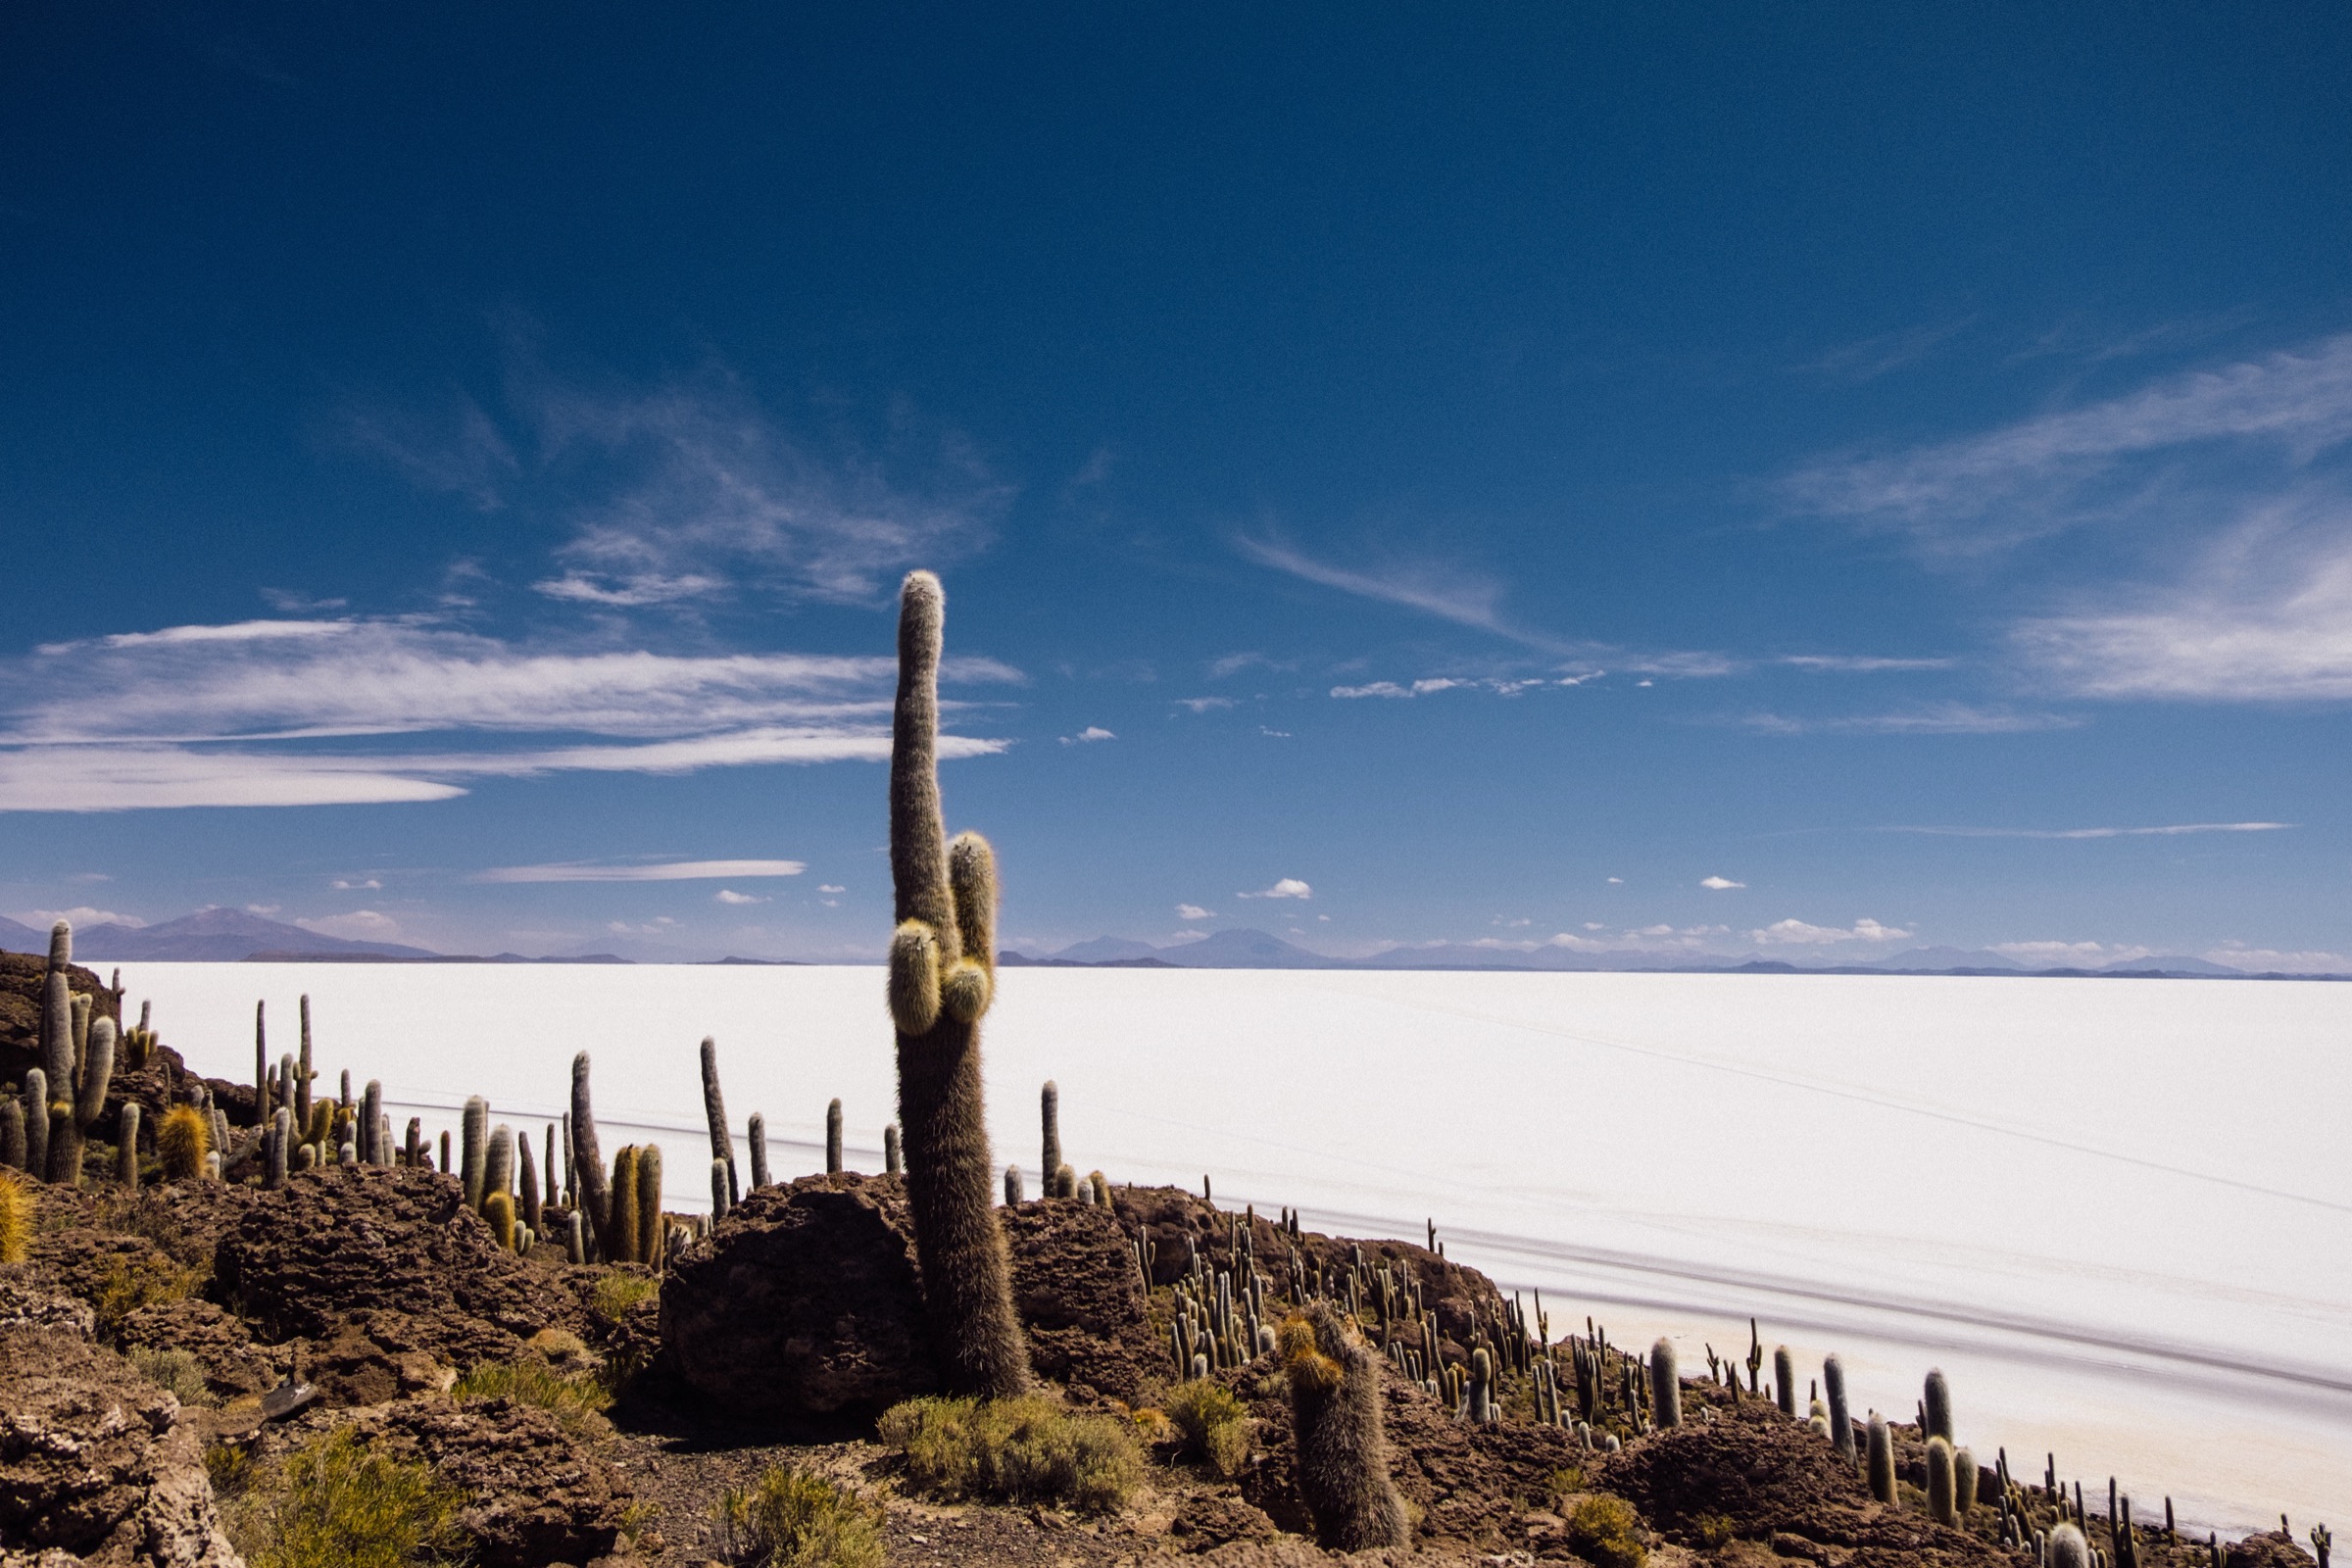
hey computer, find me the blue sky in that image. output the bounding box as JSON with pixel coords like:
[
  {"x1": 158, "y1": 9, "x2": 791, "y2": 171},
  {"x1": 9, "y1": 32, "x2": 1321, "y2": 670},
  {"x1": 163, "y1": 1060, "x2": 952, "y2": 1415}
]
[{"x1": 4, "y1": 5, "x2": 2351, "y2": 965}]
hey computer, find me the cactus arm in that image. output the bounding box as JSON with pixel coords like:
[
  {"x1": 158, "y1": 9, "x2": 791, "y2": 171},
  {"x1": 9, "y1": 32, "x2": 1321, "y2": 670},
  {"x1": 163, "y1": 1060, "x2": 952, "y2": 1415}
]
[
  {"x1": 570, "y1": 1053, "x2": 612, "y2": 1258},
  {"x1": 75, "y1": 1017, "x2": 116, "y2": 1130},
  {"x1": 889, "y1": 571, "x2": 960, "y2": 958}
]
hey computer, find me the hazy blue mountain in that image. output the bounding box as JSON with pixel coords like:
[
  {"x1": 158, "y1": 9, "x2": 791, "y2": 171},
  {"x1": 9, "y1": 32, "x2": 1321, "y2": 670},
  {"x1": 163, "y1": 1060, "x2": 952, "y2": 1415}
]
[
  {"x1": 0, "y1": 915, "x2": 49, "y2": 955},
  {"x1": 1870, "y1": 947, "x2": 2028, "y2": 971},
  {"x1": 2099, "y1": 954, "x2": 2247, "y2": 977},
  {"x1": 1047, "y1": 936, "x2": 1163, "y2": 963},
  {"x1": 68, "y1": 908, "x2": 437, "y2": 961},
  {"x1": 1152, "y1": 929, "x2": 1333, "y2": 968}
]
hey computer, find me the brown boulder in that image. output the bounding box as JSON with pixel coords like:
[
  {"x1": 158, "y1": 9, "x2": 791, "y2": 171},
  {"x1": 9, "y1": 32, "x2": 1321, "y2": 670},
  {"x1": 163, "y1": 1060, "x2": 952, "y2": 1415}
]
[
  {"x1": 213, "y1": 1165, "x2": 576, "y2": 1388},
  {"x1": 1001, "y1": 1198, "x2": 1159, "y2": 1401},
  {"x1": 0, "y1": 1310, "x2": 243, "y2": 1567},
  {"x1": 2228, "y1": 1534, "x2": 2316, "y2": 1568},
  {"x1": 117, "y1": 1299, "x2": 280, "y2": 1401},
  {"x1": 661, "y1": 1173, "x2": 934, "y2": 1417}
]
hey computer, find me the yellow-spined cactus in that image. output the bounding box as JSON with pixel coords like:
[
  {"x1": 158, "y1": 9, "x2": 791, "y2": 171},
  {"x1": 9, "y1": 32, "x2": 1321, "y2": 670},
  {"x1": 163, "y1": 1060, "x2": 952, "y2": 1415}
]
[
  {"x1": 158, "y1": 1104, "x2": 211, "y2": 1183},
  {"x1": 0, "y1": 1169, "x2": 32, "y2": 1264}
]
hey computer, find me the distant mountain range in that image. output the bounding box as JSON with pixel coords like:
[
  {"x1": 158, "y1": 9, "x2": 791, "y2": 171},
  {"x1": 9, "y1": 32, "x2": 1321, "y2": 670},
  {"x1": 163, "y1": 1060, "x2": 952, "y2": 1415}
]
[
  {"x1": 1003, "y1": 930, "x2": 2334, "y2": 979},
  {"x1": 0, "y1": 909, "x2": 2328, "y2": 977}
]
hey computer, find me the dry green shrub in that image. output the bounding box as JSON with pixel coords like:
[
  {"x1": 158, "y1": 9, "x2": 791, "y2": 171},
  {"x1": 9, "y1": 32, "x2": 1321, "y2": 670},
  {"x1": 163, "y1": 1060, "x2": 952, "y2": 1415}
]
[
  {"x1": 128, "y1": 1345, "x2": 215, "y2": 1406},
  {"x1": 1544, "y1": 1463, "x2": 1588, "y2": 1509},
  {"x1": 452, "y1": 1356, "x2": 612, "y2": 1439},
  {"x1": 233, "y1": 1426, "x2": 466, "y2": 1568},
  {"x1": 1691, "y1": 1511, "x2": 1737, "y2": 1548},
  {"x1": 716, "y1": 1466, "x2": 884, "y2": 1568},
  {"x1": 1163, "y1": 1380, "x2": 1250, "y2": 1479},
  {"x1": 878, "y1": 1395, "x2": 1144, "y2": 1515},
  {"x1": 1567, "y1": 1494, "x2": 1647, "y2": 1568},
  {"x1": 589, "y1": 1270, "x2": 659, "y2": 1324},
  {"x1": 205, "y1": 1441, "x2": 257, "y2": 1497},
  {"x1": 92, "y1": 1252, "x2": 199, "y2": 1341}
]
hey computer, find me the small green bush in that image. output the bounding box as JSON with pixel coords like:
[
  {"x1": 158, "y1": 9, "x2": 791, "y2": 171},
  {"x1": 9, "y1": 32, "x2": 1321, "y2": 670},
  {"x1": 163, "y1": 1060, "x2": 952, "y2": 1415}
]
[
  {"x1": 1163, "y1": 1380, "x2": 1250, "y2": 1479},
  {"x1": 717, "y1": 1466, "x2": 885, "y2": 1568},
  {"x1": 1544, "y1": 1463, "x2": 1588, "y2": 1508},
  {"x1": 453, "y1": 1356, "x2": 612, "y2": 1439},
  {"x1": 589, "y1": 1270, "x2": 660, "y2": 1325},
  {"x1": 91, "y1": 1252, "x2": 200, "y2": 1341},
  {"x1": 237, "y1": 1426, "x2": 466, "y2": 1568},
  {"x1": 128, "y1": 1346, "x2": 214, "y2": 1407},
  {"x1": 1692, "y1": 1511, "x2": 1737, "y2": 1549},
  {"x1": 878, "y1": 1395, "x2": 1145, "y2": 1515},
  {"x1": 1566, "y1": 1494, "x2": 1647, "y2": 1568}
]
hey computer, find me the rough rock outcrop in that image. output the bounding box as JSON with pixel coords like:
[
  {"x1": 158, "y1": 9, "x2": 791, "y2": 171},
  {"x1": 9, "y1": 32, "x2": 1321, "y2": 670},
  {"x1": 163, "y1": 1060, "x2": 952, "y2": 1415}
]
[
  {"x1": 0, "y1": 1301, "x2": 243, "y2": 1567},
  {"x1": 0, "y1": 951, "x2": 118, "y2": 1087},
  {"x1": 117, "y1": 1299, "x2": 279, "y2": 1401},
  {"x1": 213, "y1": 1165, "x2": 578, "y2": 1395},
  {"x1": 662, "y1": 1174, "x2": 933, "y2": 1417},
  {"x1": 1000, "y1": 1198, "x2": 1158, "y2": 1401}
]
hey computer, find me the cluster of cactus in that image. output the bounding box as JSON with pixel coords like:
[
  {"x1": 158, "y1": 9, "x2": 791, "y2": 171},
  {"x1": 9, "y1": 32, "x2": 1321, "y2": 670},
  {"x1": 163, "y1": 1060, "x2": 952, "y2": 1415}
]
[
  {"x1": 1168, "y1": 1230, "x2": 1276, "y2": 1378},
  {"x1": 882, "y1": 570, "x2": 1028, "y2": 1397},
  {"x1": 17, "y1": 922, "x2": 119, "y2": 1188}
]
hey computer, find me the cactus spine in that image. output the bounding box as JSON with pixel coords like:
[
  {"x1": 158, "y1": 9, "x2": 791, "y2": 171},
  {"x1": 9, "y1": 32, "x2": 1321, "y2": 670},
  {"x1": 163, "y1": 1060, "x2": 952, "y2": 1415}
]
[
  {"x1": 462, "y1": 1098, "x2": 489, "y2": 1209},
  {"x1": 1924, "y1": 1367, "x2": 1953, "y2": 1443},
  {"x1": 1775, "y1": 1346, "x2": 1796, "y2": 1416},
  {"x1": 1278, "y1": 1302, "x2": 1409, "y2": 1549},
  {"x1": 1648, "y1": 1337, "x2": 1682, "y2": 1428},
  {"x1": 636, "y1": 1144, "x2": 663, "y2": 1267},
  {"x1": 1928, "y1": 1435, "x2": 1958, "y2": 1525},
  {"x1": 748, "y1": 1112, "x2": 769, "y2": 1190},
  {"x1": 884, "y1": 1123, "x2": 902, "y2": 1175},
  {"x1": 885, "y1": 570, "x2": 1028, "y2": 1397},
  {"x1": 1868, "y1": 1414, "x2": 1897, "y2": 1504},
  {"x1": 570, "y1": 1054, "x2": 611, "y2": 1261},
  {"x1": 698, "y1": 1036, "x2": 738, "y2": 1206},
  {"x1": 1041, "y1": 1080, "x2": 1060, "y2": 1186},
  {"x1": 158, "y1": 1104, "x2": 209, "y2": 1182},
  {"x1": 1825, "y1": 1354, "x2": 1854, "y2": 1458},
  {"x1": 826, "y1": 1098, "x2": 844, "y2": 1174}
]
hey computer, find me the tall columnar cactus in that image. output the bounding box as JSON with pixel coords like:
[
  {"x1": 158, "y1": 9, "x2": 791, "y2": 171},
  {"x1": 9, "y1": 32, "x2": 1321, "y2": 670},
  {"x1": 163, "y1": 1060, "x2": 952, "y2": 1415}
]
[
  {"x1": 826, "y1": 1098, "x2": 844, "y2": 1174},
  {"x1": 158, "y1": 1104, "x2": 210, "y2": 1182},
  {"x1": 1954, "y1": 1446, "x2": 1978, "y2": 1513},
  {"x1": 544, "y1": 1123, "x2": 560, "y2": 1208},
  {"x1": 748, "y1": 1113, "x2": 769, "y2": 1190},
  {"x1": 884, "y1": 1124, "x2": 902, "y2": 1175},
  {"x1": 1825, "y1": 1354, "x2": 1854, "y2": 1458},
  {"x1": 485, "y1": 1124, "x2": 514, "y2": 1207},
  {"x1": 571, "y1": 1054, "x2": 611, "y2": 1261},
  {"x1": 0, "y1": 1099, "x2": 22, "y2": 1170},
  {"x1": 267, "y1": 1107, "x2": 292, "y2": 1188},
  {"x1": 1775, "y1": 1346, "x2": 1796, "y2": 1416},
  {"x1": 1469, "y1": 1347, "x2": 1494, "y2": 1422},
  {"x1": 519, "y1": 1130, "x2": 541, "y2": 1228},
  {"x1": 1868, "y1": 1415, "x2": 1897, "y2": 1505},
  {"x1": 1928, "y1": 1436, "x2": 1958, "y2": 1525},
  {"x1": 254, "y1": 1001, "x2": 269, "y2": 1124},
  {"x1": 885, "y1": 570, "x2": 1029, "y2": 1397},
  {"x1": 1003, "y1": 1164, "x2": 1021, "y2": 1203},
  {"x1": 699, "y1": 1036, "x2": 739, "y2": 1205},
  {"x1": 564, "y1": 1210, "x2": 586, "y2": 1265},
  {"x1": 1041, "y1": 1080, "x2": 1060, "y2": 1186},
  {"x1": 611, "y1": 1146, "x2": 642, "y2": 1265},
  {"x1": 407, "y1": 1118, "x2": 423, "y2": 1168},
  {"x1": 710, "y1": 1157, "x2": 731, "y2": 1221},
  {"x1": 1278, "y1": 1302, "x2": 1409, "y2": 1550},
  {"x1": 116, "y1": 1103, "x2": 141, "y2": 1191},
  {"x1": 361, "y1": 1080, "x2": 382, "y2": 1165},
  {"x1": 462, "y1": 1098, "x2": 489, "y2": 1209},
  {"x1": 2051, "y1": 1524, "x2": 2090, "y2": 1568},
  {"x1": 21, "y1": 1072, "x2": 47, "y2": 1182},
  {"x1": 1924, "y1": 1367, "x2": 1953, "y2": 1443},
  {"x1": 1649, "y1": 1338, "x2": 1682, "y2": 1428},
  {"x1": 636, "y1": 1144, "x2": 663, "y2": 1268},
  {"x1": 297, "y1": 995, "x2": 314, "y2": 1128},
  {"x1": 49, "y1": 1015, "x2": 117, "y2": 1187}
]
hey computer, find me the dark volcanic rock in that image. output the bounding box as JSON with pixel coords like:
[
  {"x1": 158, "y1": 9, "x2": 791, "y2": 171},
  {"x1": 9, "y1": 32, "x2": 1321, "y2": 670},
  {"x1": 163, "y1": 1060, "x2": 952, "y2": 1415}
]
[
  {"x1": 2228, "y1": 1534, "x2": 2316, "y2": 1568},
  {"x1": 0, "y1": 1306, "x2": 242, "y2": 1566},
  {"x1": 259, "y1": 1393, "x2": 629, "y2": 1568},
  {"x1": 214, "y1": 1164, "x2": 578, "y2": 1393},
  {"x1": 1001, "y1": 1198, "x2": 1159, "y2": 1402},
  {"x1": 117, "y1": 1298, "x2": 280, "y2": 1399},
  {"x1": 0, "y1": 950, "x2": 119, "y2": 1088},
  {"x1": 662, "y1": 1173, "x2": 934, "y2": 1417}
]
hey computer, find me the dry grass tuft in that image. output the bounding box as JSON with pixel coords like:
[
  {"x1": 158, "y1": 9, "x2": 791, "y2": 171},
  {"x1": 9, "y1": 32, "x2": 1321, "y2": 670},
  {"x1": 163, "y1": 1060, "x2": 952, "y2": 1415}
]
[
  {"x1": 1163, "y1": 1379, "x2": 1250, "y2": 1479},
  {"x1": 878, "y1": 1394, "x2": 1145, "y2": 1515},
  {"x1": 716, "y1": 1465, "x2": 885, "y2": 1568}
]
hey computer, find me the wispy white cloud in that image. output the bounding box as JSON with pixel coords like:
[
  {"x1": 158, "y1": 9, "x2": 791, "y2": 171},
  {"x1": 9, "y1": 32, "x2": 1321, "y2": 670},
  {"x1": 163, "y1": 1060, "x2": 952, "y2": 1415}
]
[
  {"x1": 297, "y1": 909, "x2": 404, "y2": 941},
  {"x1": 1208, "y1": 652, "x2": 1276, "y2": 679},
  {"x1": 1739, "y1": 705, "x2": 2079, "y2": 735},
  {"x1": 17, "y1": 906, "x2": 142, "y2": 928},
  {"x1": 1794, "y1": 318, "x2": 1974, "y2": 382},
  {"x1": 1175, "y1": 903, "x2": 1213, "y2": 920},
  {"x1": 1750, "y1": 916, "x2": 1912, "y2": 946},
  {"x1": 2012, "y1": 492, "x2": 2352, "y2": 701},
  {"x1": 331, "y1": 877, "x2": 384, "y2": 890},
  {"x1": 713, "y1": 889, "x2": 767, "y2": 906},
  {"x1": 2203, "y1": 941, "x2": 2351, "y2": 974},
  {"x1": 1784, "y1": 332, "x2": 2352, "y2": 558},
  {"x1": 1236, "y1": 534, "x2": 1530, "y2": 642},
  {"x1": 1240, "y1": 878, "x2": 1312, "y2": 900},
  {"x1": 1174, "y1": 697, "x2": 1236, "y2": 713},
  {"x1": 479, "y1": 858, "x2": 806, "y2": 884},
  {"x1": 1699, "y1": 875, "x2": 1745, "y2": 890},
  {"x1": 1990, "y1": 939, "x2": 2152, "y2": 966},
  {"x1": 1776, "y1": 655, "x2": 1956, "y2": 672},
  {"x1": 1058, "y1": 726, "x2": 1115, "y2": 746},
  {"x1": 0, "y1": 617, "x2": 1015, "y2": 811},
  {"x1": 1884, "y1": 821, "x2": 2290, "y2": 840}
]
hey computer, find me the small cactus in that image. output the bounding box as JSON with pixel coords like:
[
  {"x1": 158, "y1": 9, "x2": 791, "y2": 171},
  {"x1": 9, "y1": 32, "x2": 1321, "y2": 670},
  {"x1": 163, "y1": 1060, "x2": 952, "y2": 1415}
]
[
  {"x1": 1649, "y1": 1338, "x2": 1682, "y2": 1428},
  {"x1": 158, "y1": 1104, "x2": 210, "y2": 1182},
  {"x1": 1868, "y1": 1414, "x2": 1897, "y2": 1505},
  {"x1": 1, "y1": 1098, "x2": 24, "y2": 1170},
  {"x1": 361, "y1": 1080, "x2": 382, "y2": 1164},
  {"x1": 116, "y1": 1103, "x2": 140, "y2": 1190},
  {"x1": 296, "y1": 995, "x2": 314, "y2": 1127},
  {"x1": 21, "y1": 1071, "x2": 46, "y2": 1183},
  {"x1": 485, "y1": 1123, "x2": 514, "y2": 1207},
  {"x1": 1825, "y1": 1354, "x2": 1854, "y2": 1458},
  {"x1": 610, "y1": 1146, "x2": 642, "y2": 1264},
  {"x1": 571, "y1": 1053, "x2": 611, "y2": 1261},
  {"x1": 1955, "y1": 1446, "x2": 1977, "y2": 1512},
  {"x1": 564, "y1": 1209, "x2": 586, "y2": 1264},
  {"x1": 1054, "y1": 1163, "x2": 1077, "y2": 1199},
  {"x1": 519, "y1": 1129, "x2": 541, "y2": 1228},
  {"x1": 1041, "y1": 1079, "x2": 1061, "y2": 1185},
  {"x1": 1469, "y1": 1347, "x2": 1494, "y2": 1422},
  {"x1": 1088, "y1": 1170, "x2": 1107, "y2": 1206},
  {"x1": 699, "y1": 1036, "x2": 740, "y2": 1207},
  {"x1": 636, "y1": 1144, "x2": 663, "y2": 1268},
  {"x1": 1004, "y1": 1164, "x2": 1022, "y2": 1203},
  {"x1": 1775, "y1": 1346, "x2": 1795, "y2": 1416},
  {"x1": 483, "y1": 1189, "x2": 517, "y2": 1250},
  {"x1": 1928, "y1": 1435, "x2": 1958, "y2": 1525},
  {"x1": 1925, "y1": 1367, "x2": 1953, "y2": 1443},
  {"x1": 406, "y1": 1117, "x2": 422, "y2": 1168},
  {"x1": 748, "y1": 1112, "x2": 770, "y2": 1189},
  {"x1": 2052, "y1": 1524, "x2": 2091, "y2": 1568},
  {"x1": 2309, "y1": 1523, "x2": 2329, "y2": 1568},
  {"x1": 884, "y1": 1123, "x2": 901, "y2": 1175},
  {"x1": 710, "y1": 1156, "x2": 731, "y2": 1221},
  {"x1": 462, "y1": 1097, "x2": 489, "y2": 1208},
  {"x1": 826, "y1": 1098, "x2": 844, "y2": 1174}
]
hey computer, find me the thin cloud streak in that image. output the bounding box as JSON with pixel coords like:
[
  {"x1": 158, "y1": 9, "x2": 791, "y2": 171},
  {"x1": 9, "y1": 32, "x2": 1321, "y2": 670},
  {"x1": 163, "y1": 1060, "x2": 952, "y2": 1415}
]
[
  {"x1": 1883, "y1": 822, "x2": 2291, "y2": 840},
  {"x1": 1739, "y1": 705, "x2": 2080, "y2": 735},
  {"x1": 478, "y1": 858, "x2": 807, "y2": 883}
]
